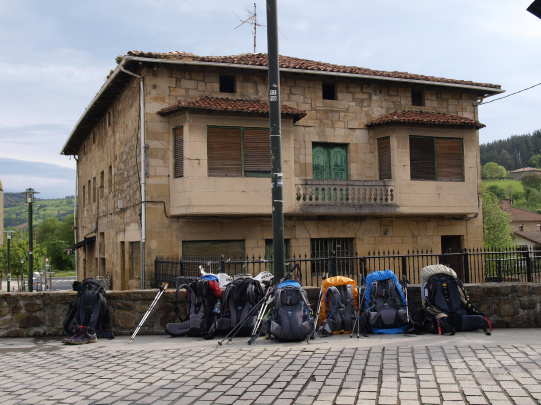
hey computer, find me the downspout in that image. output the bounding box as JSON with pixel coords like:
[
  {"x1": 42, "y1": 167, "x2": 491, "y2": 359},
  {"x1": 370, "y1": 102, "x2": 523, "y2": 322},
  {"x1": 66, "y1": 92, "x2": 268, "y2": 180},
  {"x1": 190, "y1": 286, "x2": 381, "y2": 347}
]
[
  {"x1": 120, "y1": 65, "x2": 146, "y2": 289},
  {"x1": 74, "y1": 156, "x2": 78, "y2": 279}
]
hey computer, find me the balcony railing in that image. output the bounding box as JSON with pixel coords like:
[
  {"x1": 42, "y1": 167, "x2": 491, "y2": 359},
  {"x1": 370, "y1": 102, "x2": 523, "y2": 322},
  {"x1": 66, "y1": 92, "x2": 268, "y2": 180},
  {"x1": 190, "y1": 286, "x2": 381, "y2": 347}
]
[{"x1": 295, "y1": 180, "x2": 397, "y2": 212}]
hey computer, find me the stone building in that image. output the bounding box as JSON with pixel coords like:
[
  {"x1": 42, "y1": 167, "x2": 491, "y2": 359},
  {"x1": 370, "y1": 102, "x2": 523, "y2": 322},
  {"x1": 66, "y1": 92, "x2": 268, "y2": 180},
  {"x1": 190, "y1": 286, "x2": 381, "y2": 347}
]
[
  {"x1": 61, "y1": 51, "x2": 503, "y2": 289},
  {"x1": 0, "y1": 178, "x2": 3, "y2": 246}
]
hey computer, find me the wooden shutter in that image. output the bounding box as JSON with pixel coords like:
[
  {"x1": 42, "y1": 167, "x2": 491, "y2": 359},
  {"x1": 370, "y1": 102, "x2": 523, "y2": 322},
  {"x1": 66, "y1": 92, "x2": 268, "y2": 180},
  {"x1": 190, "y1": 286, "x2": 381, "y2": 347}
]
[
  {"x1": 437, "y1": 138, "x2": 463, "y2": 181},
  {"x1": 208, "y1": 127, "x2": 242, "y2": 177},
  {"x1": 243, "y1": 128, "x2": 271, "y2": 175},
  {"x1": 410, "y1": 136, "x2": 436, "y2": 180},
  {"x1": 378, "y1": 137, "x2": 391, "y2": 180},
  {"x1": 174, "y1": 127, "x2": 183, "y2": 178},
  {"x1": 313, "y1": 145, "x2": 330, "y2": 179},
  {"x1": 330, "y1": 146, "x2": 348, "y2": 180}
]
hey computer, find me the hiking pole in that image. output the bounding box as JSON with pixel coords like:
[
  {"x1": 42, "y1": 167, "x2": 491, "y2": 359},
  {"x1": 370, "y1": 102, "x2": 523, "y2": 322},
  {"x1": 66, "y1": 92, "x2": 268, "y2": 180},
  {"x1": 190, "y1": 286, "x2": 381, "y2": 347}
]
[
  {"x1": 129, "y1": 282, "x2": 168, "y2": 344},
  {"x1": 310, "y1": 287, "x2": 323, "y2": 339},
  {"x1": 351, "y1": 275, "x2": 364, "y2": 338},
  {"x1": 218, "y1": 264, "x2": 294, "y2": 346},
  {"x1": 247, "y1": 293, "x2": 273, "y2": 345}
]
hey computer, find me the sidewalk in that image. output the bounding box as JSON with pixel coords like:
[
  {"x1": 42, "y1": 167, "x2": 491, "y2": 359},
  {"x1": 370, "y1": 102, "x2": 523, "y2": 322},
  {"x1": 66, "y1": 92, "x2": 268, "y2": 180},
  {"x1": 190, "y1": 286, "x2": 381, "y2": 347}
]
[{"x1": 0, "y1": 329, "x2": 540, "y2": 404}]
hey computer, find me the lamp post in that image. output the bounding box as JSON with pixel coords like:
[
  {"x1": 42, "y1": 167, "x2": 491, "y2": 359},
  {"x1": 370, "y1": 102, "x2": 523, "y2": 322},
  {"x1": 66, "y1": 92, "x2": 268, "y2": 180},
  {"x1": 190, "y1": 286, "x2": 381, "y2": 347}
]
[
  {"x1": 4, "y1": 231, "x2": 13, "y2": 292},
  {"x1": 21, "y1": 188, "x2": 39, "y2": 292},
  {"x1": 20, "y1": 258, "x2": 24, "y2": 291}
]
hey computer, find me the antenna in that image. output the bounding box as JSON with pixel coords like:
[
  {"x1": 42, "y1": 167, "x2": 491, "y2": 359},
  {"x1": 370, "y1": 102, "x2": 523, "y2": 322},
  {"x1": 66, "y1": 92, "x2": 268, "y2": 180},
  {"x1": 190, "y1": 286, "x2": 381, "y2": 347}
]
[{"x1": 233, "y1": 3, "x2": 266, "y2": 53}]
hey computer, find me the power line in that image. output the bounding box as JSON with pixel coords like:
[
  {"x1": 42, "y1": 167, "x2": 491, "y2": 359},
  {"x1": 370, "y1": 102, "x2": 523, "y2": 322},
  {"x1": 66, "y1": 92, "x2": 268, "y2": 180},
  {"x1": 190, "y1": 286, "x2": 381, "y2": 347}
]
[{"x1": 480, "y1": 82, "x2": 541, "y2": 105}]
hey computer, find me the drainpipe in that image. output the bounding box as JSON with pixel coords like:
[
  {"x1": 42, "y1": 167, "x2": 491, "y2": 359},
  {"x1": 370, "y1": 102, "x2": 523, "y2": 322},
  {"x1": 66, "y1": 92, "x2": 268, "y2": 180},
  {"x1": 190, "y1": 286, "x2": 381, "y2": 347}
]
[
  {"x1": 120, "y1": 65, "x2": 146, "y2": 289},
  {"x1": 74, "y1": 156, "x2": 78, "y2": 278}
]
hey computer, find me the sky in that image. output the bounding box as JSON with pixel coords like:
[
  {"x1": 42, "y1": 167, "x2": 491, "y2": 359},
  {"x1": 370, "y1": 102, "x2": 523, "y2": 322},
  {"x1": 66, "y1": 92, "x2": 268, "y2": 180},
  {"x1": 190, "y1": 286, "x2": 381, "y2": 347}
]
[{"x1": 1, "y1": 0, "x2": 540, "y2": 198}]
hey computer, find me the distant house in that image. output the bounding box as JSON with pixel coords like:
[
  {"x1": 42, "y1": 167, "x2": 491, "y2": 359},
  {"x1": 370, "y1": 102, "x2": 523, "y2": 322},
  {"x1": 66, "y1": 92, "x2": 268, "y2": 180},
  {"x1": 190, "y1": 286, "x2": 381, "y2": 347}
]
[
  {"x1": 509, "y1": 167, "x2": 541, "y2": 180},
  {"x1": 61, "y1": 51, "x2": 503, "y2": 289},
  {"x1": 499, "y1": 199, "x2": 541, "y2": 247}
]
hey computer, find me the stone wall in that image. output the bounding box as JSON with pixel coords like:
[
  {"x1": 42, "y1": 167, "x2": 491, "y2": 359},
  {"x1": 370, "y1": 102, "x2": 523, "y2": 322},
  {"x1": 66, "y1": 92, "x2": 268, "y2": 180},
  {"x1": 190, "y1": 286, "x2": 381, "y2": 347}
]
[{"x1": 1, "y1": 283, "x2": 539, "y2": 338}]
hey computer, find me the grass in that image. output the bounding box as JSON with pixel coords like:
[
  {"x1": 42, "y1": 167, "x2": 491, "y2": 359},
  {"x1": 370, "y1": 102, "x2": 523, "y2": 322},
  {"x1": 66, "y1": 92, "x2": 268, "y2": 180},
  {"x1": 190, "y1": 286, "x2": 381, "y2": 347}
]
[
  {"x1": 482, "y1": 179, "x2": 524, "y2": 195},
  {"x1": 48, "y1": 270, "x2": 76, "y2": 277}
]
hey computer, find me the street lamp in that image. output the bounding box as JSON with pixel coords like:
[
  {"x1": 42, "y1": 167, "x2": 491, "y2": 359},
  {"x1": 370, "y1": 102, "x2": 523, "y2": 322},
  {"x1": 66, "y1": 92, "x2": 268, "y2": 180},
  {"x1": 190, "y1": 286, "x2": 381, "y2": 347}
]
[
  {"x1": 3, "y1": 230, "x2": 13, "y2": 292},
  {"x1": 20, "y1": 188, "x2": 39, "y2": 292},
  {"x1": 20, "y1": 258, "x2": 24, "y2": 291}
]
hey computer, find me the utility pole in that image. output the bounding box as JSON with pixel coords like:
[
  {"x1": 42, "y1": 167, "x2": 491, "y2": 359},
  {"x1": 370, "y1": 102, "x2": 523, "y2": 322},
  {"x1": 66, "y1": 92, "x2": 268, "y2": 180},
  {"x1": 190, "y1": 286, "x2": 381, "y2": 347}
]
[{"x1": 266, "y1": 0, "x2": 285, "y2": 280}]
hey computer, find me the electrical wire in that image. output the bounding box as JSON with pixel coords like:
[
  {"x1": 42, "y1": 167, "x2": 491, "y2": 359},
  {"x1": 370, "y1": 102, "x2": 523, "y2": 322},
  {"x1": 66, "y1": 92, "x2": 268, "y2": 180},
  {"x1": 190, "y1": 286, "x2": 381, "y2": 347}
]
[{"x1": 480, "y1": 82, "x2": 541, "y2": 105}]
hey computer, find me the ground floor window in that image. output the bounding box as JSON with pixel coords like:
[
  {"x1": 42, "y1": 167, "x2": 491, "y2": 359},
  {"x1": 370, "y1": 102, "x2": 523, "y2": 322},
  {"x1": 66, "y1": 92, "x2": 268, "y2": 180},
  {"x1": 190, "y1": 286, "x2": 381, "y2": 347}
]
[{"x1": 310, "y1": 238, "x2": 354, "y2": 277}]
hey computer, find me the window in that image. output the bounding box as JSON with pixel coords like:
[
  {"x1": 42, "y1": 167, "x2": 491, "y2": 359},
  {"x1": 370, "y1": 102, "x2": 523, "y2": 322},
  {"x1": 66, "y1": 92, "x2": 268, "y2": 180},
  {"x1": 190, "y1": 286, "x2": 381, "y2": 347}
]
[
  {"x1": 87, "y1": 180, "x2": 91, "y2": 205},
  {"x1": 82, "y1": 185, "x2": 86, "y2": 208},
  {"x1": 322, "y1": 83, "x2": 336, "y2": 100},
  {"x1": 207, "y1": 126, "x2": 270, "y2": 177},
  {"x1": 108, "y1": 165, "x2": 112, "y2": 190},
  {"x1": 265, "y1": 239, "x2": 291, "y2": 272},
  {"x1": 219, "y1": 75, "x2": 235, "y2": 93},
  {"x1": 537, "y1": 224, "x2": 540, "y2": 231},
  {"x1": 313, "y1": 143, "x2": 348, "y2": 180},
  {"x1": 412, "y1": 89, "x2": 425, "y2": 106},
  {"x1": 378, "y1": 137, "x2": 391, "y2": 180},
  {"x1": 310, "y1": 238, "x2": 354, "y2": 276},
  {"x1": 409, "y1": 136, "x2": 463, "y2": 181},
  {"x1": 519, "y1": 225, "x2": 524, "y2": 231},
  {"x1": 174, "y1": 127, "x2": 184, "y2": 178},
  {"x1": 92, "y1": 177, "x2": 96, "y2": 202},
  {"x1": 183, "y1": 240, "x2": 245, "y2": 274},
  {"x1": 100, "y1": 171, "x2": 104, "y2": 189}
]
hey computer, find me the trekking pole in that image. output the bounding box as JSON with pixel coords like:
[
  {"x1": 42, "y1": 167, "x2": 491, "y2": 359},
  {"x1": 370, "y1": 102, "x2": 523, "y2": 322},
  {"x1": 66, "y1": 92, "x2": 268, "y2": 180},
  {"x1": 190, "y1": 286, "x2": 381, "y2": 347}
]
[
  {"x1": 218, "y1": 264, "x2": 294, "y2": 346},
  {"x1": 310, "y1": 287, "x2": 323, "y2": 339},
  {"x1": 247, "y1": 294, "x2": 273, "y2": 345},
  {"x1": 129, "y1": 282, "x2": 168, "y2": 344},
  {"x1": 351, "y1": 275, "x2": 363, "y2": 338}
]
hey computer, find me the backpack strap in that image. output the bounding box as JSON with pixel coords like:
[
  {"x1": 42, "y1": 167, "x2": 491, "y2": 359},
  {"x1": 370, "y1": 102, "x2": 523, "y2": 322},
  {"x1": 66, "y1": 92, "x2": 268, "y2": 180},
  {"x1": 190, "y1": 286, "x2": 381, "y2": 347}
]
[{"x1": 174, "y1": 283, "x2": 193, "y2": 322}]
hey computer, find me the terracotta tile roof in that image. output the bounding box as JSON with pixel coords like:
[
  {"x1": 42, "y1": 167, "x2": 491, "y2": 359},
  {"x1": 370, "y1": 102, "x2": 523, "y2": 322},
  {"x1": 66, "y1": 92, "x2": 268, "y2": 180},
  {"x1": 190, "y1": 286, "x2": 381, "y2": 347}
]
[
  {"x1": 158, "y1": 96, "x2": 307, "y2": 122},
  {"x1": 127, "y1": 51, "x2": 502, "y2": 91},
  {"x1": 366, "y1": 110, "x2": 485, "y2": 129},
  {"x1": 507, "y1": 206, "x2": 541, "y2": 222},
  {"x1": 514, "y1": 231, "x2": 541, "y2": 246}
]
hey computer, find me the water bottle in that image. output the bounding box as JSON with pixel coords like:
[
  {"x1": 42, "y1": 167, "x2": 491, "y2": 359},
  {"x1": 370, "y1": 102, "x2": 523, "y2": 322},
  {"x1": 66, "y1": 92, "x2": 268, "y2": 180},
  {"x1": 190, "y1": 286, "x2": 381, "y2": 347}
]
[{"x1": 213, "y1": 299, "x2": 221, "y2": 314}]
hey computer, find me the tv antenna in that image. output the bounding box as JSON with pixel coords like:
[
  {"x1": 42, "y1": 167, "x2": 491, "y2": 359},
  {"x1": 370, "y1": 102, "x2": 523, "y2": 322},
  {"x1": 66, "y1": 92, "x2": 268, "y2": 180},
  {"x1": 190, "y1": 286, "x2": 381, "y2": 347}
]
[{"x1": 233, "y1": 3, "x2": 265, "y2": 53}]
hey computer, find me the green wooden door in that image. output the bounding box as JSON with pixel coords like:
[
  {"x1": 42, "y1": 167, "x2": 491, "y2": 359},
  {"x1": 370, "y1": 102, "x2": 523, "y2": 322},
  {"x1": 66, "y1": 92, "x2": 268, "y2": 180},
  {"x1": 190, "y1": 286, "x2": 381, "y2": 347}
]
[{"x1": 313, "y1": 144, "x2": 347, "y2": 180}]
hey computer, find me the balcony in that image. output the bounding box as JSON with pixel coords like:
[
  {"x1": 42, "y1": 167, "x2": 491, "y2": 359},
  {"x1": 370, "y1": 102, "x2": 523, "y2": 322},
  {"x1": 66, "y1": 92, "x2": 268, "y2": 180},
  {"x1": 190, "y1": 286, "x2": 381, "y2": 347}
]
[{"x1": 294, "y1": 179, "x2": 398, "y2": 215}]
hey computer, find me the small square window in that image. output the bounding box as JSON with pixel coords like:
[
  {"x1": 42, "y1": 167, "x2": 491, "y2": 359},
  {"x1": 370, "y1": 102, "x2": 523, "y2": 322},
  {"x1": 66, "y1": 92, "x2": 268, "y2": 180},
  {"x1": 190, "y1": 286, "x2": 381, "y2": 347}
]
[
  {"x1": 219, "y1": 75, "x2": 235, "y2": 93},
  {"x1": 519, "y1": 225, "x2": 524, "y2": 231},
  {"x1": 322, "y1": 83, "x2": 336, "y2": 100},
  {"x1": 412, "y1": 89, "x2": 424, "y2": 106}
]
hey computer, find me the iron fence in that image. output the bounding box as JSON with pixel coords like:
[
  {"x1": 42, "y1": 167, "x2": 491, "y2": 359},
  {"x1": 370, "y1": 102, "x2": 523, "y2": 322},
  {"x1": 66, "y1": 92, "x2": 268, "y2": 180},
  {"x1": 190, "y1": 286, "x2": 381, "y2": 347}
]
[{"x1": 155, "y1": 246, "x2": 541, "y2": 288}]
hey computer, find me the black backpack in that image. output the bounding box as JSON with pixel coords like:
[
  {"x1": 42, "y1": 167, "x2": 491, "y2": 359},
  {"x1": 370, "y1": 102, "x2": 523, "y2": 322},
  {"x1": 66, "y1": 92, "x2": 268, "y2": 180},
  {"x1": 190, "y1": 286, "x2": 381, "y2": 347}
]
[
  {"x1": 216, "y1": 276, "x2": 265, "y2": 337},
  {"x1": 323, "y1": 284, "x2": 356, "y2": 333},
  {"x1": 366, "y1": 278, "x2": 408, "y2": 331},
  {"x1": 423, "y1": 273, "x2": 491, "y2": 335},
  {"x1": 268, "y1": 280, "x2": 313, "y2": 342},
  {"x1": 166, "y1": 277, "x2": 219, "y2": 339},
  {"x1": 63, "y1": 278, "x2": 114, "y2": 339}
]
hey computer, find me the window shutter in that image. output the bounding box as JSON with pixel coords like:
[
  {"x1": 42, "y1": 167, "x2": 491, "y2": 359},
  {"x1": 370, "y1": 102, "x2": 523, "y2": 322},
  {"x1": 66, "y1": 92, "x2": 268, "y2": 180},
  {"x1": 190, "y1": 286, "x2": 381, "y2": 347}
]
[
  {"x1": 313, "y1": 145, "x2": 330, "y2": 179},
  {"x1": 174, "y1": 127, "x2": 183, "y2": 178},
  {"x1": 378, "y1": 137, "x2": 391, "y2": 180},
  {"x1": 243, "y1": 128, "x2": 271, "y2": 175},
  {"x1": 437, "y1": 138, "x2": 463, "y2": 181},
  {"x1": 410, "y1": 137, "x2": 436, "y2": 180},
  {"x1": 208, "y1": 127, "x2": 242, "y2": 177},
  {"x1": 330, "y1": 146, "x2": 348, "y2": 180}
]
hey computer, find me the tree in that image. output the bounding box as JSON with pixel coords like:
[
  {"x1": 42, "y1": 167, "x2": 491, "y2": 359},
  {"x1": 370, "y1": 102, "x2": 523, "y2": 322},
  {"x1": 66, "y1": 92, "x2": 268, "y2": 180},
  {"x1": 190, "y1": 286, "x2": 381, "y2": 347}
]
[
  {"x1": 482, "y1": 187, "x2": 514, "y2": 249},
  {"x1": 0, "y1": 239, "x2": 47, "y2": 286},
  {"x1": 528, "y1": 154, "x2": 541, "y2": 168},
  {"x1": 36, "y1": 214, "x2": 75, "y2": 270},
  {"x1": 481, "y1": 162, "x2": 507, "y2": 180},
  {"x1": 521, "y1": 173, "x2": 541, "y2": 190}
]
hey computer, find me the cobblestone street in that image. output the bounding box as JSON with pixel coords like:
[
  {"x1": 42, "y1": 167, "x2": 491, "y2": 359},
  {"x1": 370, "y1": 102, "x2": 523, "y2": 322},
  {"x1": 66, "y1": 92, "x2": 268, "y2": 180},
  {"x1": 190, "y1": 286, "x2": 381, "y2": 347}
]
[{"x1": 0, "y1": 330, "x2": 540, "y2": 404}]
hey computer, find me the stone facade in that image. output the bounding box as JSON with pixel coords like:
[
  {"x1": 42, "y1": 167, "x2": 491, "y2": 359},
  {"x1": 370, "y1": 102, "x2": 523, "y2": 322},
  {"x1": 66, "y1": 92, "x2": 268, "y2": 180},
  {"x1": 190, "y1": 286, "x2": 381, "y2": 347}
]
[
  {"x1": 0, "y1": 282, "x2": 539, "y2": 337},
  {"x1": 62, "y1": 53, "x2": 501, "y2": 289}
]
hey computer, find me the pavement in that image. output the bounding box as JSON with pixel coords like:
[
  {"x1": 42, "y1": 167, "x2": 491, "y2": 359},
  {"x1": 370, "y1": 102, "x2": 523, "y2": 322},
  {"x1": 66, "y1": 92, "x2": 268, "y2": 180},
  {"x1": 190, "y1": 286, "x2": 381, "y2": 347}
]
[{"x1": 0, "y1": 329, "x2": 540, "y2": 405}]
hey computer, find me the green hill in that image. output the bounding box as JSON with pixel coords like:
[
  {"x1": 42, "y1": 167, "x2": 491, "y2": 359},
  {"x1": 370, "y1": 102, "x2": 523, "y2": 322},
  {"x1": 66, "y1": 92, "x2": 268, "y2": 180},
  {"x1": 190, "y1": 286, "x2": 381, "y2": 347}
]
[{"x1": 3, "y1": 193, "x2": 75, "y2": 228}]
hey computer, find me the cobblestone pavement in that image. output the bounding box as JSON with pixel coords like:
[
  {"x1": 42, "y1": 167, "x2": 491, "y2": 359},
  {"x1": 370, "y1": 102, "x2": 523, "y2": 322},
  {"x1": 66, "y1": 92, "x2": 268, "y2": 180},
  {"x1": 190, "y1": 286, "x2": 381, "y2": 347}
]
[{"x1": 0, "y1": 329, "x2": 540, "y2": 405}]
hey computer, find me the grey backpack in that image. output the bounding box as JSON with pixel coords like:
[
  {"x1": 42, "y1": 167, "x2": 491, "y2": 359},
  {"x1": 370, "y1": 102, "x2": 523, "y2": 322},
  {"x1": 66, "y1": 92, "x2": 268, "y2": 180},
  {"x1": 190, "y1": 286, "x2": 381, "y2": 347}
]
[
  {"x1": 269, "y1": 280, "x2": 313, "y2": 342},
  {"x1": 325, "y1": 284, "x2": 355, "y2": 332}
]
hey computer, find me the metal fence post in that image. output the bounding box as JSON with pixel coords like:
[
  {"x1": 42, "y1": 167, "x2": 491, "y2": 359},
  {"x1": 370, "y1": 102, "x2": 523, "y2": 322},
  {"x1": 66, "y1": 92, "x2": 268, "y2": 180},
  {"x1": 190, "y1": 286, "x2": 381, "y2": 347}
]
[
  {"x1": 401, "y1": 255, "x2": 408, "y2": 280},
  {"x1": 220, "y1": 254, "x2": 226, "y2": 274},
  {"x1": 525, "y1": 248, "x2": 533, "y2": 283},
  {"x1": 463, "y1": 248, "x2": 470, "y2": 283}
]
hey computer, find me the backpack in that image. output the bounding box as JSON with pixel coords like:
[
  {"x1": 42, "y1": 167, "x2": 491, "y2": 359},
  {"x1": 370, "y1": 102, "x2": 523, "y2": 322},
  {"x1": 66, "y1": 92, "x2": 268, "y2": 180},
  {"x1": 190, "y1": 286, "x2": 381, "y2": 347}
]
[
  {"x1": 63, "y1": 278, "x2": 114, "y2": 339},
  {"x1": 362, "y1": 270, "x2": 409, "y2": 334},
  {"x1": 268, "y1": 280, "x2": 314, "y2": 342},
  {"x1": 216, "y1": 276, "x2": 265, "y2": 337},
  {"x1": 422, "y1": 270, "x2": 491, "y2": 335},
  {"x1": 322, "y1": 284, "x2": 356, "y2": 333},
  {"x1": 166, "y1": 274, "x2": 220, "y2": 339}
]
